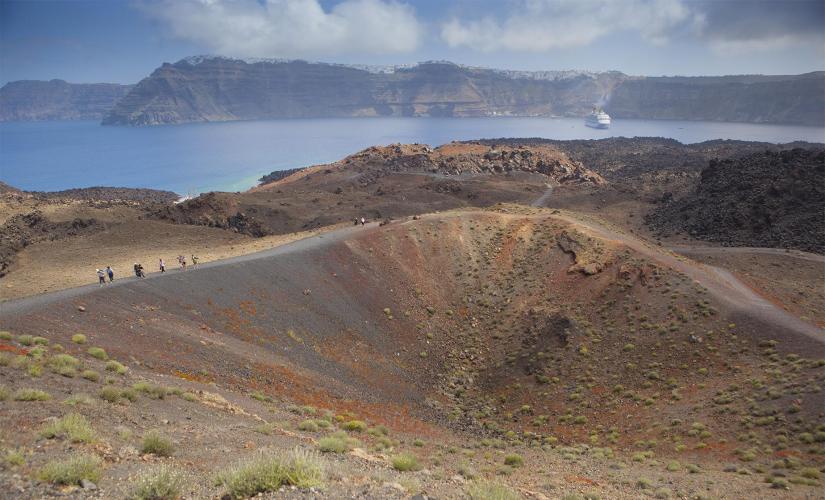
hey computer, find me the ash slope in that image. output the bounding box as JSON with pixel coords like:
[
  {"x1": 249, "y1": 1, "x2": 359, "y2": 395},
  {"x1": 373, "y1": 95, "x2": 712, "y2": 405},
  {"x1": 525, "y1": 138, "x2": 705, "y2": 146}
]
[
  {"x1": 2, "y1": 209, "x2": 823, "y2": 462},
  {"x1": 646, "y1": 149, "x2": 825, "y2": 253}
]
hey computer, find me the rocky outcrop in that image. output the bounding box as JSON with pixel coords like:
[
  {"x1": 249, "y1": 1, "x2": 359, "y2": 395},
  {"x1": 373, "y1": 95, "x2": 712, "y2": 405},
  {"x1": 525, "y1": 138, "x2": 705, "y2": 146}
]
[
  {"x1": 646, "y1": 149, "x2": 825, "y2": 253},
  {"x1": 0, "y1": 80, "x2": 133, "y2": 121},
  {"x1": 609, "y1": 73, "x2": 825, "y2": 126},
  {"x1": 0, "y1": 211, "x2": 102, "y2": 276},
  {"x1": 332, "y1": 142, "x2": 605, "y2": 186}
]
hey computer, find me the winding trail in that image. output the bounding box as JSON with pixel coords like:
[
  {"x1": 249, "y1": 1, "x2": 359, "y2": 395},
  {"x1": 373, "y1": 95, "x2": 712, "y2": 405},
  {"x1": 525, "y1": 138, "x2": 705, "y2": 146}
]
[
  {"x1": 0, "y1": 222, "x2": 380, "y2": 316},
  {"x1": 552, "y1": 212, "x2": 824, "y2": 346}
]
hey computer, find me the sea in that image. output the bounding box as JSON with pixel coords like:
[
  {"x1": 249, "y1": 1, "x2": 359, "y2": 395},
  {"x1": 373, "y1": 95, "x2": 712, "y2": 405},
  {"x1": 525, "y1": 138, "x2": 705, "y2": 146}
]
[{"x1": 2, "y1": 117, "x2": 823, "y2": 196}]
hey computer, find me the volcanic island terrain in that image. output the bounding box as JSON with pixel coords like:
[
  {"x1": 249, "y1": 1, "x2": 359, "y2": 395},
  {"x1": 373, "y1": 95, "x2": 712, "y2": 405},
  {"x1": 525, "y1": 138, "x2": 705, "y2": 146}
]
[{"x1": 1, "y1": 137, "x2": 824, "y2": 499}]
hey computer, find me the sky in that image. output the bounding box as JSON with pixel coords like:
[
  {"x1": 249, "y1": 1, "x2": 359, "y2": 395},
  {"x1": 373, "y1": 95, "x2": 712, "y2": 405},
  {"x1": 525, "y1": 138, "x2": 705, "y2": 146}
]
[{"x1": 1, "y1": 0, "x2": 823, "y2": 85}]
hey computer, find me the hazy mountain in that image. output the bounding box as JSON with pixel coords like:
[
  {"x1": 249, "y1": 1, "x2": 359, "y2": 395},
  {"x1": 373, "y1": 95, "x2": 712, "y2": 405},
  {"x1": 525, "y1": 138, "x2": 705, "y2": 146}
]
[
  {"x1": 102, "y1": 57, "x2": 625, "y2": 125},
  {"x1": 609, "y1": 72, "x2": 825, "y2": 125},
  {"x1": 0, "y1": 79, "x2": 133, "y2": 121}
]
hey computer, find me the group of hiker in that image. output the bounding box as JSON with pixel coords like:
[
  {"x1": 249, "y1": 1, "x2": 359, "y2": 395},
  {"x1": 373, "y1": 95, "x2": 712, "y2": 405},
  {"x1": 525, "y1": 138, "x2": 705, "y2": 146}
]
[
  {"x1": 96, "y1": 254, "x2": 200, "y2": 285},
  {"x1": 353, "y1": 217, "x2": 367, "y2": 226}
]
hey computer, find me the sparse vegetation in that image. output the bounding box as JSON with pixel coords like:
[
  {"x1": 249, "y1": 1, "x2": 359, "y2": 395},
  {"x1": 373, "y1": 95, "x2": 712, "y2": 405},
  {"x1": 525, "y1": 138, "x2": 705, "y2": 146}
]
[
  {"x1": 71, "y1": 334, "x2": 87, "y2": 344},
  {"x1": 129, "y1": 464, "x2": 185, "y2": 500},
  {"x1": 342, "y1": 420, "x2": 367, "y2": 432},
  {"x1": 87, "y1": 347, "x2": 108, "y2": 360},
  {"x1": 13, "y1": 388, "x2": 50, "y2": 401},
  {"x1": 38, "y1": 453, "x2": 101, "y2": 485},
  {"x1": 81, "y1": 369, "x2": 100, "y2": 382},
  {"x1": 106, "y1": 360, "x2": 128, "y2": 374},
  {"x1": 40, "y1": 413, "x2": 96, "y2": 443},
  {"x1": 468, "y1": 480, "x2": 520, "y2": 500},
  {"x1": 504, "y1": 454, "x2": 524, "y2": 467},
  {"x1": 141, "y1": 430, "x2": 174, "y2": 457},
  {"x1": 48, "y1": 354, "x2": 81, "y2": 377},
  {"x1": 391, "y1": 452, "x2": 421, "y2": 472},
  {"x1": 216, "y1": 447, "x2": 325, "y2": 497},
  {"x1": 4, "y1": 448, "x2": 25, "y2": 467}
]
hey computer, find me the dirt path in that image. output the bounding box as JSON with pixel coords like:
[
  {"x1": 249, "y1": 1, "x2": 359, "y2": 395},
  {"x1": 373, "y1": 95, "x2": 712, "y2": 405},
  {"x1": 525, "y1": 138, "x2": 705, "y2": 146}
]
[
  {"x1": 530, "y1": 185, "x2": 554, "y2": 207},
  {"x1": 0, "y1": 221, "x2": 380, "y2": 316},
  {"x1": 552, "y1": 212, "x2": 825, "y2": 345},
  {"x1": 670, "y1": 245, "x2": 825, "y2": 264}
]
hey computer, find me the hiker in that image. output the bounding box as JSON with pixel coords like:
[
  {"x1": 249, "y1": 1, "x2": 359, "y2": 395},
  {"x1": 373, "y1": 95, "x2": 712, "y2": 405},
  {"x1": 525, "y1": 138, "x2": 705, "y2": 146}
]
[
  {"x1": 354, "y1": 217, "x2": 359, "y2": 226},
  {"x1": 105, "y1": 266, "x2": 114, "y2": 282},
  {"x1": 96, "y1": 269, "x2": 106, "y2": 286},
  {"x1": 134, "y1": 263, "x2": 145, "y2": 278},
  {"x1": 178, "y1": 255, "x2": 186, "y2": 270},
  {"x1": 360, "y1": 217, "x2": 366, "y2": 226},
  {"x1": 159, "y1": 258, "x2": 165, "y2": 273},
  {"x1": 191, "y1": 254, "x2": 199, "y2": 267}
]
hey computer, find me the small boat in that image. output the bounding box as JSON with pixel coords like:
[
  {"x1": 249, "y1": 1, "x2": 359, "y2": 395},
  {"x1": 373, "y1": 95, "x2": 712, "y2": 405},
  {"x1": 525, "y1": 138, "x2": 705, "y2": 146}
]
[{"x1": 585, "y1": 107, "x2": 611, "y2": 129}]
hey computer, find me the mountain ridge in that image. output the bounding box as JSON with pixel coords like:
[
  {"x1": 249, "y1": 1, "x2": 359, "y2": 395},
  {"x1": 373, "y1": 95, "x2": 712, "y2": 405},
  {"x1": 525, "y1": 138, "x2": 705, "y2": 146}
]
[{"x1": 0, "y1": 79, "x2": 133, "y2": 121}]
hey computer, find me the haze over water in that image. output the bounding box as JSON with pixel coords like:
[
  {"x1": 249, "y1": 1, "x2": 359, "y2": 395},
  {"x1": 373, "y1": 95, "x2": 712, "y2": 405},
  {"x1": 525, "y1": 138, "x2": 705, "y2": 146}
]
[{"x1": 3, "y1": 117, "x2": 823, "y2": 195}]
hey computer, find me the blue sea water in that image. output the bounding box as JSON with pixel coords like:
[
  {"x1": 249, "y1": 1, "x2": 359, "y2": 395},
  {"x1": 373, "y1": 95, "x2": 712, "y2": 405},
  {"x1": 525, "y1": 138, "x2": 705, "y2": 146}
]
[{"x1": 1, "y1": 117, "x2": 823, "y2": 195}]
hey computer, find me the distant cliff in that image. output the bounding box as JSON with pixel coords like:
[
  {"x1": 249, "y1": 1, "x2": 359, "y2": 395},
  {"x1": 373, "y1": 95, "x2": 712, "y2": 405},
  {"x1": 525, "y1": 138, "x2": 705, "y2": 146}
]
[
  {"x1": 0, "y1": 79, "x2": 133, "y2": 121},
  {"x1": 102, "y1": 57, "x2": 624, "y2": 125},
  {"x1": 609, "y1": 73, "x2": 825, "y2": 126}
]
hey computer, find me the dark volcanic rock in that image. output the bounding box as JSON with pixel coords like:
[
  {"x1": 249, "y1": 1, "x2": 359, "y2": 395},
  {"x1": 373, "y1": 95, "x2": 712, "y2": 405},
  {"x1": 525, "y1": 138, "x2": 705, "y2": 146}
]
[
  {"x1": 0, "y1": 79, "x2": 133, "y2": 121},
  {"x1": 0, "y1": 211, "x2": 102, "y2": 276},
  {"x1": 645, "y1": 149, "x2": 825, "y2": 253}
]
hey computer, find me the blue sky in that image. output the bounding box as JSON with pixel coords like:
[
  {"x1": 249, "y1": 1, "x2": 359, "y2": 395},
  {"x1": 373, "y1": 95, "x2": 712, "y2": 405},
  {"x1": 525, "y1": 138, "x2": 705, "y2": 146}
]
[{"x1": 1, "y1": 0, "x2": 823, "y2": 85}]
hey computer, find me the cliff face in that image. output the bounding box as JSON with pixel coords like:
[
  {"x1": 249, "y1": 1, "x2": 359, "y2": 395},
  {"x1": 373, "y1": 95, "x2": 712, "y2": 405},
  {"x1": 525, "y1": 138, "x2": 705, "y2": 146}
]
[
  {"x1": 609, "y1": 73, "x2": 825, "y2": 126},
  {"x1": 102, "y1": 58, "x2": 623, "y2": 125},
  {"x1": 0, "y1": 79, "x2": 133, "y2": 121}
]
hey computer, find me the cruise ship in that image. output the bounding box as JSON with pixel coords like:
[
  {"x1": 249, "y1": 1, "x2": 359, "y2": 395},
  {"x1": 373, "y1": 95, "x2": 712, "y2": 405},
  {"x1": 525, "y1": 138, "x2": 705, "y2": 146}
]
[{"x1": 585, "y1": 107, "x2": 611, "y2": 129}]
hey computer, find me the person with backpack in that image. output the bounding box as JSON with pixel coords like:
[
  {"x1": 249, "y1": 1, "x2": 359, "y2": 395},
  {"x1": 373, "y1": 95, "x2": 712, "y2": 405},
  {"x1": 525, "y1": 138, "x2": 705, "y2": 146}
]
[
  {"x1": 105, "y1": 266, "x2": 114, "y2": 282},
  {"x1": 96, "y1": 269, "x2": 106, "y2": 286},
  {"x1": 159, "y1": 258, "x2": 165, "y2": 273}
]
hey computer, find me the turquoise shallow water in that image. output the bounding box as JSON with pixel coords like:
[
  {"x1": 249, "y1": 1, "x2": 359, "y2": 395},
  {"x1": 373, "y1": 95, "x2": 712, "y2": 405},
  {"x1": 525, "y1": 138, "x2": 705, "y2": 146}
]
[{"x1": 2, "y1": 117, "x2": 823, "y2": 195}]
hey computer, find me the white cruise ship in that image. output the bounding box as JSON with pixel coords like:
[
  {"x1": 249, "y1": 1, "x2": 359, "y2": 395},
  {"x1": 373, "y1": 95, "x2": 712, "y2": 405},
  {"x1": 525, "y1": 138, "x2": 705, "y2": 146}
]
[{"x1": 585, "y1": 107, "x2": 611, "y2": 129}]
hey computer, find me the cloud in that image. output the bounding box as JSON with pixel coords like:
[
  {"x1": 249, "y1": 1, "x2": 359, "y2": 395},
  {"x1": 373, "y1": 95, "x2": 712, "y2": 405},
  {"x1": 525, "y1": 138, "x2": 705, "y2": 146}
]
[
  {"x1": 440, "y1": 0, "x2": 700, "y2": 52},
  {"x1": 140, "y1": 0, "x2": 423, "y2": 58},
  {"x1": 694, "y1": 0, "x2": 825, "y2": 54}
]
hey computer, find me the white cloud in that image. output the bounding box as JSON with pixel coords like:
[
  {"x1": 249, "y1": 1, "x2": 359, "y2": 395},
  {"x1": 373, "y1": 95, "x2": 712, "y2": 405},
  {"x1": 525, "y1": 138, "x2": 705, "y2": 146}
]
[
  {"x1": 441, "y1": 0, "x2": 700, "y2": 52},
  {"x1": 141, "y1": 0, "x2": 423, "y2": 58}
]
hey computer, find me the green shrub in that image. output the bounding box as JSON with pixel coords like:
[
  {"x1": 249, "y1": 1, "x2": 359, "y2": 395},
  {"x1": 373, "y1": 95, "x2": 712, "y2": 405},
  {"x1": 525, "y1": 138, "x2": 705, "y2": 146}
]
[
  {"x1": 81, "y1": 369, "x2": 100, "y2": 382},
  {"x1": 38, "y1": 453, "x2": 101, "y2": 485},
  {"x1": 64, "y1": 394, "x2": 95, "y2": 406},
  {"x1": 182, "y1": 392, "x2": 198, "y2": 402},
  {"x1": 0, "y1": 353, "x2": 11, "y2": 366},
  {"x1": 48, "y1": 354, "x2": 80, "y2": 377},
  {"x1": 71, "y1": 334, "x2": 87, "y2": 344},
  {"x1": 800, "y1": 467, "x2": 821, "y2": 479},
  {"x1": 18, "y1": 335, "x2": 34, "y2": 346},
  {"x1": 99, "y1": 386, "x2": 122, "y2": 403},
  {"x1": 297, "y1": 420, "x2": 319, "y2": 432},
  {"x1": 666, "y1": 461, "x2": 681, "y2": 472},
  {"x1": 130, "y1": 464, "x2": 185, "y2": 500},
  {"x1": 503, "y1": 454, "x2": 524, "y2": 467},
  {"x1": 133, "y1": 381, "x2": 167, "y2": 399},
  {"x1": 0, "y1": 386, "x2": 8, "y2": 401},
  {"x1": 391, "y1": 452, "x2": 421, "y2": 472},
  {"x1": 216, "y1": 447, "x2": 325, "y2": 497},
  {"x1": 28, "y1": 347, "x2": 47, "y2": 359},
  {"x1": 40, "y1": 413, "x2": 96, "y2": 443},
  {"x1": 342, "y1": 420, "x2": 367, "y2": 432},
  {"x1": 27, "y1": 363, "x2": 43, "y2": 377},
  {"x1": 5, "y1": 448, "x2": 25, "y2": 467},
  {"x1": 33, "y1": 337, "x2": 49, "y2": 346},
  {"x1": 467, "y1": 480, "x2": 520, "y2": 500},
  {"x1": 105, "y1": 360, "x2": 127, "y2": 374},
  {"x1": 141, "y1": 430, "x2": 174, "y2": 457},
  {"x1": 87, "y1": 347, "x2": 108, "y2": 360},
  {"x1": 0, "y1": 331, "x2": 12, "y2": 340},
  {"x1": 413, "y1": 438, "x2": 425, "y2": 447},
  {"x1": 317, "y1": 436, "x2": 349, "y2": 454},
  {"x1": 13, "y1": 388, "x2": 50, "y2": 401}
]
